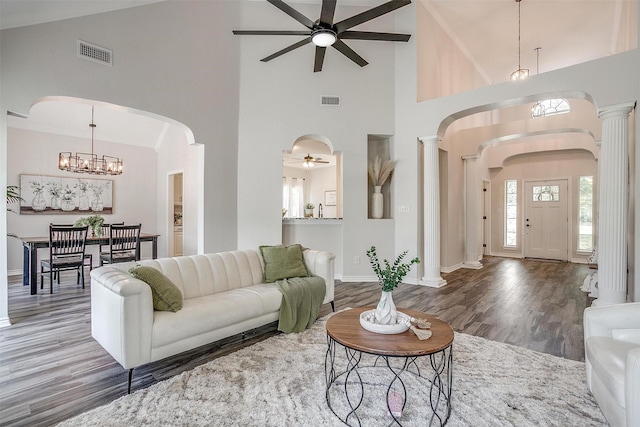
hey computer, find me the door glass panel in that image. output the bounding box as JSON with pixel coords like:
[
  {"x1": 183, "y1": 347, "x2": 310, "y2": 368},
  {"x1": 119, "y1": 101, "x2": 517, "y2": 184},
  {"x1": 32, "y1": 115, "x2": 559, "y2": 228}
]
[{"x1": 532, "y1": 185, "x2": 559, "y2": 201}]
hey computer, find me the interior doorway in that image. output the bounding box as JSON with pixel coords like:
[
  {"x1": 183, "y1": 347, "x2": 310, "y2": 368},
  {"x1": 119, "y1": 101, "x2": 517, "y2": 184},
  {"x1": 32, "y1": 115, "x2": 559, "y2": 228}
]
[
  {"x1": 169, "y1": 172, "x2": 183, "y2": 256},
  {"x1": 524, "y1": 179, "x2": 568, "y2": 261}
]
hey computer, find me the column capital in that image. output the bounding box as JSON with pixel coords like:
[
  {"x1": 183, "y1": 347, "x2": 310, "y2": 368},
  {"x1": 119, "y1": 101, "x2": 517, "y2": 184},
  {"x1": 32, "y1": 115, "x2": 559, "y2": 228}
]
[
  {"x1": 598, "y1": 101, "x2": 635, "y2": 120},
  {"x1": 419, "y1": 135, "x2": 441, "y2": 146},
  {"x1": 462, "y1": 155, "x2": 479, "y2": 161}
]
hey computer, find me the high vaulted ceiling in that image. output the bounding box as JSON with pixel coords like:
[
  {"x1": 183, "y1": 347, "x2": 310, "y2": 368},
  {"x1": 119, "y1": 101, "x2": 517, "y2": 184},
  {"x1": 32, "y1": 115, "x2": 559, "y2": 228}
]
[{"x1": 2, "y1": 0, "x2": 636, "y2": 147}]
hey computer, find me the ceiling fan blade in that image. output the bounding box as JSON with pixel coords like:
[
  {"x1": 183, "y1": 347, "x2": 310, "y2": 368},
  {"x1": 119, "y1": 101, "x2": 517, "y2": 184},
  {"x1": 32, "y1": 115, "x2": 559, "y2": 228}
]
[
  {"x1": 339, "y1": 31, "x2": 411, "y2": 42},
  {"x1": 332, "y1": 39, "x2": 368, "y2": 67},
  {"x1": 320, "y1": 0, "x2": 337, "y2": 25},
  {"x1": 261, "y1": 37, "x2": 312, "y2": 62},
  {"x1": 314, "y1": 46, "x2": 327, "y2": 72},
  {"x1": 233, "y1": 30, "x2": 312, "y2": 36},
  {"x1": 334, "y1": 0, "x2": 411, "y2": 33},
  {"x1": 267, "y1": 0, "x2": 316, "y2": 29}
]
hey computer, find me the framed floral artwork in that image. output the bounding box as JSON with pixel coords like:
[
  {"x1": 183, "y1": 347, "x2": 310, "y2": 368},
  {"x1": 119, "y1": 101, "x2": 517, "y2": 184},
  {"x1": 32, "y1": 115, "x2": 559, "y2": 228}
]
[{"x1": 19, "y1": 174, "x2": 113, "y2": 215}]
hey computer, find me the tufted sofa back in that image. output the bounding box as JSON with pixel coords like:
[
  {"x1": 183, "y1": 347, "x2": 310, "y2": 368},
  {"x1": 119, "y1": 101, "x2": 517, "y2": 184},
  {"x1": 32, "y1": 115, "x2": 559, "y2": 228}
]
[{"x1": 131, "y1": 250, "x2": 265, "y2": 300}]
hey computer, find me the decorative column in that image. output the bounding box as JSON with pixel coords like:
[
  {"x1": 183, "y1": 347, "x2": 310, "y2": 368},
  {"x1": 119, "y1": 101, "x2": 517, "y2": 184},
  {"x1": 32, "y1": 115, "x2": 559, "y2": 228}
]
[
  {"x1": 419, "y1": 136, "x2": 446, "y2": 287},
  {"x1": 594, "y1": 102, "x2": 635, "y2": 306},
  {"x1": 462, "y1": 155, "x2": 483, "y2": 269}
]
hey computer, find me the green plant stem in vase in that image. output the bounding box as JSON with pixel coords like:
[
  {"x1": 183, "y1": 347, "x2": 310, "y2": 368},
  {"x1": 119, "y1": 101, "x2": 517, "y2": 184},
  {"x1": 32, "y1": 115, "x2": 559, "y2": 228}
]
[{"x1": 366, "y1": 246, "x2": 420, "y2": 325}]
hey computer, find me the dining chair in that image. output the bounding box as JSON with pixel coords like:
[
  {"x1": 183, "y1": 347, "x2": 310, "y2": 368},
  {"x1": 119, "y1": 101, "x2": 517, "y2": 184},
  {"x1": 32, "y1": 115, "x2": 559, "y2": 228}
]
[
  {"x1": 40, "y1": 225, "x2": 89, "y2": 294},
  {"x1": 100, "y1": 224, "x2": 142, "y2": 266},
  {"x1": 51, "y1": 223, "x2": 93, "y2": 274},
  {"x1": 98, "y1": 222, "x2": 124, "y2": 257}
]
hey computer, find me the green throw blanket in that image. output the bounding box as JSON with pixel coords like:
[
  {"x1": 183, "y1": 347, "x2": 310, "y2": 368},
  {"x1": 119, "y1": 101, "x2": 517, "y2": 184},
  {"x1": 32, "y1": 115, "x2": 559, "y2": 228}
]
[{"x1": 276, "y1": 276, "x2": 326, "y2": 333}]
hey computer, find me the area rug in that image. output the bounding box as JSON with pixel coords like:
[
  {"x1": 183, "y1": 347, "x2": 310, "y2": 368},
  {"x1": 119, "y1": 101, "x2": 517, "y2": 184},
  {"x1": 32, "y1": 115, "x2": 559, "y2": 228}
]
[{"x1": 59, "y1": 313, "x2": 607, "y2": 427}]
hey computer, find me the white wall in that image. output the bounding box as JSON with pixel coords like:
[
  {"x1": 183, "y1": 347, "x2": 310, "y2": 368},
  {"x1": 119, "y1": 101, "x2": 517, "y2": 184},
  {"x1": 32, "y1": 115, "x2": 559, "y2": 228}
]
[
  {"x1": 6, "y1": 127, "x2": 158, "y2": 272},
  {"x1": 236, "y1": 1, "x2": 399, "y2": 280}
]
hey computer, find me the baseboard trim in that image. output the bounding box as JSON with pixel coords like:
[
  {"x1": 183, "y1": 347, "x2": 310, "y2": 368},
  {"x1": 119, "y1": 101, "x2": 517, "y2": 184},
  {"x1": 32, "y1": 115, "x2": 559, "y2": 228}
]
[
  {"x1": 340, "y1": 275, "x2": 378, "y2": 283},
  {"x1": 441, "y1": 263, "x2": 464, "y2": 274},
  {"x1": 7, "y1": 269, "x2": 22, "y2": 277}
]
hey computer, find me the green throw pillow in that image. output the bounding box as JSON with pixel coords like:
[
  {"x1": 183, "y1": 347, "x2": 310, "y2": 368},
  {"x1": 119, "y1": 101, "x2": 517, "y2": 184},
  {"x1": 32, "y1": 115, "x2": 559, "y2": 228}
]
[
  {"x1": 129, "y1": 265, "x2": 183, "y2": 312},
  {"x1": 259, "y1": 244, "x2": 309, "y2": 283}
]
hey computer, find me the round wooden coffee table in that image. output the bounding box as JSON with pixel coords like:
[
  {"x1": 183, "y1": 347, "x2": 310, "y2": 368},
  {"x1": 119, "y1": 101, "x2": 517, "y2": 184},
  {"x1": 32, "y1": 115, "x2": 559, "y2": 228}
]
[{"x1": 325, "y1": 307, "x2": 454, "y2": 426}]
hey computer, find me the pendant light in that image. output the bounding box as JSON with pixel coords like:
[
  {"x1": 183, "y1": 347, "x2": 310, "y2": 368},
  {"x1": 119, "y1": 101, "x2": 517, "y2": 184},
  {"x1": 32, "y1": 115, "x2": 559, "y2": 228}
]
[
  {"x1": 58, "y1": 106, "x2": 123, "y2": 175},
  {"x1": 510, "y1": 0, "x2": 529, "y2": 81}
]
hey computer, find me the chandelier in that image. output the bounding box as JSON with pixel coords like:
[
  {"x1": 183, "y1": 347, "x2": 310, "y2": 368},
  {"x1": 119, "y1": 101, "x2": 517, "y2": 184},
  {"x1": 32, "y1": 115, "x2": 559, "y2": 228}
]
[
  {"x1": 59, "y1": 106, "x2": 123, "y2": 175},
  {"x1": 510, "y1": 0, "x2": 529, "y2": 81}
]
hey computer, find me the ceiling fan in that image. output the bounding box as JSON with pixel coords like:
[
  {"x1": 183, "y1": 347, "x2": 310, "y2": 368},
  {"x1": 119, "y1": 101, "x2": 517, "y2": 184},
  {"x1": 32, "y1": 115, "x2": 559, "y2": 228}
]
[
  {"x1": 301, "y1": 154, "x2": 329, "y2": 168},
  {"x1": 233, "y1": 0, "x2": 412, "y2": 72}
]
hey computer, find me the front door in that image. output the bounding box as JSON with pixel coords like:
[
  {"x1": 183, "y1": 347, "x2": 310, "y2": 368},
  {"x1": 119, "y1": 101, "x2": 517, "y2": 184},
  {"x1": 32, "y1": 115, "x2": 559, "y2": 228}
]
[{"x1": 524, "y1": 180, "x2": 568, "y2": 261}]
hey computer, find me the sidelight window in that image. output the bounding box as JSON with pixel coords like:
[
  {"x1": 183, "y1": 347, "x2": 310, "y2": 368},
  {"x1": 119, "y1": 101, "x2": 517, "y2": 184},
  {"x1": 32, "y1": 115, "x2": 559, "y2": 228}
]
[
  {"x1": 578, "y1": 176, "x2": 594, "y2": 251},
  {"x1": 504, "y1": 180, "x2": 517, "y2": 247}
]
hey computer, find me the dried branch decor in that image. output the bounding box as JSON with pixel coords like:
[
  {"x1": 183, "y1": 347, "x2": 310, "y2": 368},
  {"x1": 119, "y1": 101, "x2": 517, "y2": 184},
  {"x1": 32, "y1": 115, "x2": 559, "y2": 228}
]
[{"x1": 368, "y1": 156, "x2": 396, "y2": 187}]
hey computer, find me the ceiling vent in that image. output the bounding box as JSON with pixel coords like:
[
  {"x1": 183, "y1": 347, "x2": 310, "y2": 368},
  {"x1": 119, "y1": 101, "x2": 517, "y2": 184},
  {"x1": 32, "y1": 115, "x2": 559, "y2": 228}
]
[
  {"x1": 321, "y1": 96, "x2": 340, "y2": 106},
  {"x1": 77, "y1": 40, "x2": 112, "y2": 66}
]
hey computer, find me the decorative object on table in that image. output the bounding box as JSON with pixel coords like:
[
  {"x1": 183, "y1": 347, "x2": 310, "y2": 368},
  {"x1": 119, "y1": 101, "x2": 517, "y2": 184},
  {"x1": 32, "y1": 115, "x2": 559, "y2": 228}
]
[
  {"x1": 74, "y1": 214, "x2": 105, "y2": 237},
  {"x1": 58, "y1": 105, "x2": 123, "y2": 176},
  {"x1": 304, "y1": 202, "x2": 314, "y2": 218},
  {"x1": 408, "y1": 317, "x2": 432, "y2": 340},
  {"x1": 365, "y1": 245, "x2": 420, "y2": 328},
  {"x1": 359, "y1": 309, "x2": 410, "y2": 334},
  {"x1": 282, "y1": 208, "x2": 287, "y2": 218},
  {"x1": 368, "y1": 156, "x2": 395, "y2": 219},
  {"x1": 19, "y1": 174, "x2": 113, "y2": 215}
]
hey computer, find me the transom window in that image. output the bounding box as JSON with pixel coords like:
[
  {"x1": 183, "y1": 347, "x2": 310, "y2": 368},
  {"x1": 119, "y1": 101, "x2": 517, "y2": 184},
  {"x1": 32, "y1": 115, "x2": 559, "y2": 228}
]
[{"x1": 531, "y1": 99, "x2": 570, "y2": 118}]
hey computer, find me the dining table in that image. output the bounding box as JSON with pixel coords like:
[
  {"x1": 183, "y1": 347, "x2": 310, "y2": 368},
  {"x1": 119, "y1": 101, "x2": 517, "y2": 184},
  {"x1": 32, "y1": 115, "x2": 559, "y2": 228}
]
[{"x1": 20, "y1": 233, "x2": 160, "y2": 295}]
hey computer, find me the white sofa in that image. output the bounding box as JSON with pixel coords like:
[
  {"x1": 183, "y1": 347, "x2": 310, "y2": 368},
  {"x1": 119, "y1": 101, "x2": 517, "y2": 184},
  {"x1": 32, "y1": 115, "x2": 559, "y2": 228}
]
[
  {"x1": 90, "y1": 248, "x2": 335, "y2": 392},
  {"x1": 584, "y1": 302, "x2": 640, "y2": 427}
]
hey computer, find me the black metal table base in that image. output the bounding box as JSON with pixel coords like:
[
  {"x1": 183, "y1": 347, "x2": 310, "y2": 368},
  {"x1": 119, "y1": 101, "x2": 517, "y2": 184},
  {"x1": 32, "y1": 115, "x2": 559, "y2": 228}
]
[{"x1": 325, "y1": 335, "x2": 452, "y2": 426}]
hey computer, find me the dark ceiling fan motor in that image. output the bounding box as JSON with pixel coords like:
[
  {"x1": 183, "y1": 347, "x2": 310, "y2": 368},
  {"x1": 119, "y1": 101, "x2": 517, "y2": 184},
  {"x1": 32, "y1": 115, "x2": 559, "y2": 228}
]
[{"x1": 233, "y1": 0, "x2": 412, "y2": 72}]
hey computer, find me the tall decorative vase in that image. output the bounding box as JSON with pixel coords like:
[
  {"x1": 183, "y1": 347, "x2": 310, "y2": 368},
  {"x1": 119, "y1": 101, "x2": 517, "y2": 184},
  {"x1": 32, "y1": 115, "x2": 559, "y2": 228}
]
[
  {"x1": 371, "y1": 185, "x2": 383, "y2": 219},
  {"x1": 375, "y1": 290, "x2": 398, "y2": 325}
]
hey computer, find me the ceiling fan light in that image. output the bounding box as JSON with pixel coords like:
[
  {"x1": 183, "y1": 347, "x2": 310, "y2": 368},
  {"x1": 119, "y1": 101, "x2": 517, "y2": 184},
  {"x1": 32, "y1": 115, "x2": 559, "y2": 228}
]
[{"x1": 312, "y1": 30, "x2": 337, "y2": 47}]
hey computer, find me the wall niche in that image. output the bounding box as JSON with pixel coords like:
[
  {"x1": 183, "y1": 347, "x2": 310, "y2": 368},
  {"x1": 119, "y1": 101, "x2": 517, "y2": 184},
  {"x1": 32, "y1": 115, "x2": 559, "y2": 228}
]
[{"x1": 368, "y1": 134, "x2": 393, "y2": 219}]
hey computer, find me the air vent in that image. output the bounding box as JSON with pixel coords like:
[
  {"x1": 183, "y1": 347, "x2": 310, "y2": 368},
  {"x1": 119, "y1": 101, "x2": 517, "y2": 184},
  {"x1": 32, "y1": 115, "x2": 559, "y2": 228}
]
[
  {"x1": 321, "y1": 96, "x2": 340, "y2": 106},
  {"x1": 77, "y1": 40, "x2": 112, "y2": 66}
]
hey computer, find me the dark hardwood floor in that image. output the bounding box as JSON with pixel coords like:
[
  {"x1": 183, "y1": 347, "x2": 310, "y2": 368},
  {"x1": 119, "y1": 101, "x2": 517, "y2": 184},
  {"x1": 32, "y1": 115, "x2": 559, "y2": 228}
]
[{"x1": 0, "y1": 256, "x2": 593, "y2": 426}]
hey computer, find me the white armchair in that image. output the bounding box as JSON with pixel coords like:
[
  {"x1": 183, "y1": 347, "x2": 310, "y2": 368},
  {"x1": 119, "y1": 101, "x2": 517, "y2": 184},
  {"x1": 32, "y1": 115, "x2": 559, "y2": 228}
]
[{"x1": 584, "y1": 302, "x2": 640, "y2": 427}]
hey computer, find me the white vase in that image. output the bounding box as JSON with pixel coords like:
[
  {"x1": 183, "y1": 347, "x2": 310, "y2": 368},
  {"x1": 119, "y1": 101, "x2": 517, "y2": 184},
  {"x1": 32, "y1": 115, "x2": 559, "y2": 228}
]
[
  {"x1": 371, "y1": 185, "x2": 383, "y2": 219},
  {"x1": 375, "y1": 290, "x2": 398, "y2": 325}
]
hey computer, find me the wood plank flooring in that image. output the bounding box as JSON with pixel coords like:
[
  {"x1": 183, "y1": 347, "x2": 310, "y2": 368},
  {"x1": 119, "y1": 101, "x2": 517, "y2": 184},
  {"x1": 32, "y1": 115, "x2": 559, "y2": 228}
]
[{"x1": 0, "y1": 256, "x2": 593, "y2": 426}]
